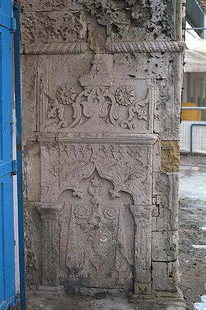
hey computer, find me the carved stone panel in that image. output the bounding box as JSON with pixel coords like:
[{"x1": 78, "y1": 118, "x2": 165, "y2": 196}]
[
  {"x1": 39, "y1": 142, "x2": 153, "y2": 289},
  {"x1": 41, "y1": 143, "x2": 153, "y2": 206},
  {"x1": 60, "y1": 172, "x2": 134, "y2": 290},
  {"x1": 39, "y1": 54, "x2": 155, "y2": 135}
]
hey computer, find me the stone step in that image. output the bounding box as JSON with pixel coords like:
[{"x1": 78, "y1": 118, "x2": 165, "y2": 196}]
[{"x1": 201, "y1": 296, "x2": 206, "y2": 303}]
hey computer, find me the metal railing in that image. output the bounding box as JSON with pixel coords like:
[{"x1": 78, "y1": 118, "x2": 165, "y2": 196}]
[{"x1": 180, "y1": 107, "x2": 206, "y2": 155}]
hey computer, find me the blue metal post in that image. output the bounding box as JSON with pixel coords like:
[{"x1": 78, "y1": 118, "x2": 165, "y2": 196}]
[{"x1": 13, "y1": 2, "x2": 26, "y2": 309}]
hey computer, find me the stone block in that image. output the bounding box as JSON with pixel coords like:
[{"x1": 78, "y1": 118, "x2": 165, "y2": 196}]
[
  {"x1": 113, "y1": 52, "x2": 170, "y2": 80},
  {"x1": 152, "y1": 231, "x2": 178, "y2": 262},
  {"x1": 72, "y1": 0, "x2": 178, "y2": 41},
  {"x1": 134, "y1": 282, "x2": 152, "y2": 295},
  {"x1": 131, "y1": 205, "x2": 152, "y2": 285},
  {"x1": 161, "y1": 141, "x2": 180, "y2": 173},
  {"x1": 153, "y1": 172, "x2": 179, "y2": 232},
  {"x1": 21, "y1": 55, "x2": 38, "y2": 140},
  {"x1": 23, "y1": 143, "x2": 41, "y2": 201},
  {"x1": 24, "y1": 201, "x2": 42, "y2": 286},
  {"x1": 154, "y1": 54, "x2": 182, "y2": 140},
  {"x1": 21, "y1": 10, "x2": 87, "y2": 45},
  {"x1": 20, "y1": 0, "x2": 83, "y2": 11},
  {"x1": 152, "y1": 262, "x2": 178, "y2": 292}
]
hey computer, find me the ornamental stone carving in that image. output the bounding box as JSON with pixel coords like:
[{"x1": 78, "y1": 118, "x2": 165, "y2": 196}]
[
  {"x1": 40, "y1": 54, "x2": 155, "y2": 134},
  {"x1": 41, "y1": 143, "x2": 153, "y2": 205},
  {"x1": 38, "y1": 141, "x2": 154, "y2": 291},
  {"x1": 61, "y1": 172, "x2": 134, "y2": 290}
]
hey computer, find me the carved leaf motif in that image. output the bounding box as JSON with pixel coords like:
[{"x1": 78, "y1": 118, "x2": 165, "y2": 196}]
[{"x1": 120, "y1": 88, "x2": 150, "y2": 129}]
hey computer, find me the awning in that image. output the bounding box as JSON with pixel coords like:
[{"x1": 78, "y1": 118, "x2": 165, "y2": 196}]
[{"x1": 184, "y1": 26, "x2": 206, "y2": 72}]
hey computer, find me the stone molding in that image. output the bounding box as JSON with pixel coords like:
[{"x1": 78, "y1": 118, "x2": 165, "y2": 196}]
[
  {"x1": 33, "y1": 133, "x2": 158, "y2": 145},
  {"x1": 106, "y1": 41, "x2": 185, "y2": 53},
  {"x1": 22, "y1": 42, "x2": 87, "y2": 55},
  {"x1": 21, "y1": 41, "x2": 185, "y2": 55}
]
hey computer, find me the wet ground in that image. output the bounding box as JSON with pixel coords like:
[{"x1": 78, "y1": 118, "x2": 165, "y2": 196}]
[{"x1": 179, "y1": 155, "x2": 206, "y2": 310}]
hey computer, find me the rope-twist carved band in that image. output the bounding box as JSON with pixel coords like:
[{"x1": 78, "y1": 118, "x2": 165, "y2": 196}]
[
  {"x1": 22, "y1": 41, "x2": 185, "y2": 55},
  {"x1": 106, "y1": 41, "x2": 185, "y2": 53}
]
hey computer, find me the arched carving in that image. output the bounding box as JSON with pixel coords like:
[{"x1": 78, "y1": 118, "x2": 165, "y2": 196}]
[{"x1": 59, "y1": 171, "x2": 134, "y2": 290}]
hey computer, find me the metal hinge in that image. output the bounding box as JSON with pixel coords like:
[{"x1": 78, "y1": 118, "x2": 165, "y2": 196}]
[
  {"x1": 10, "y1": 17, "x2": 16, "y2": 32},
  {"x1": 12, "y1": 160, "x2": 18, "y2": 175}
]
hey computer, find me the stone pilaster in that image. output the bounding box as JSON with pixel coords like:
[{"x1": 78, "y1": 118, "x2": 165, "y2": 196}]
[
  {"x1": 35, "y1": 202, "x2": 63, "y2": 287},
  {"x1": 130, "y1": 205, "x2": 152, "y2": 296}
]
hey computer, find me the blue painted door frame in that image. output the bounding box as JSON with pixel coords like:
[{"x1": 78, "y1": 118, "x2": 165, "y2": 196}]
[
  {"x1": 14, "y1": 2, "x2": 26, "y2": 309},
  {"x1": 0, "y1": 0, "x2": 16, "y2": 307},
  {"x1": 0, "y1": 1, "x2": 25, "y2": 309}
]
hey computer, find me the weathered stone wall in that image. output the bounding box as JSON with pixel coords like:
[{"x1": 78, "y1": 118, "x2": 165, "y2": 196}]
[{"x1": 20, "y1": 0, "x2": 185, "y2": 307}]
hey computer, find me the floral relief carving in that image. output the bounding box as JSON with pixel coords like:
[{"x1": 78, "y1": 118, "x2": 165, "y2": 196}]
[
  {"x1": 40, "y1": 142, "x2": 153, "y2": 289},
  {"x1": 41, "y1": 143, "x2": 152, "y2": 205},
  {"x1": 119, "y1": 87, "x2": 150, "y2": 130},
  {"x1": 46, "y1": 84, "x2": 77, "y2": 129},
  {"x1": 62, "y1": 172, "x2": 134, "y2": 289},
  {"x1": 115, "y1": 85, "x2": 135, "y2": 106},
  {"x1": 41, "y1": 54, "x2": 155, "y2": 133}
]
